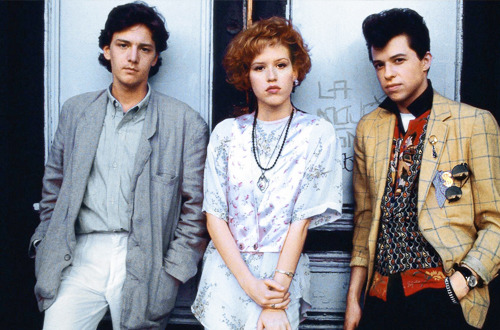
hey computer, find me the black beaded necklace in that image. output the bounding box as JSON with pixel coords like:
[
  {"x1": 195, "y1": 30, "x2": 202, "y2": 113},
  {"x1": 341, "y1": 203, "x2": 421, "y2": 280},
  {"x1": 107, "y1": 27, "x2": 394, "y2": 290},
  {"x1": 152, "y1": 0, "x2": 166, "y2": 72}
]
[{"x1": 252, "y1": 108, "x2": 295, "y2": 192}]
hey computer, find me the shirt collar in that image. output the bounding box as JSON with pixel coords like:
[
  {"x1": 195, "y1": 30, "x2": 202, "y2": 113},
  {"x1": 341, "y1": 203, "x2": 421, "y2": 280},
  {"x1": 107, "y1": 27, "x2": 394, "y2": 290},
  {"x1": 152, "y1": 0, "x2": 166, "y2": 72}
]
[
  {"x1": 107, "y1": 83, "x2": 152, "y2": 115},
  {"x1": 379, "y1": 79, "x2": 433, "y2": 118},
  {"x1": 378, "y1": 80, "x2": 433, "y2": 135}
]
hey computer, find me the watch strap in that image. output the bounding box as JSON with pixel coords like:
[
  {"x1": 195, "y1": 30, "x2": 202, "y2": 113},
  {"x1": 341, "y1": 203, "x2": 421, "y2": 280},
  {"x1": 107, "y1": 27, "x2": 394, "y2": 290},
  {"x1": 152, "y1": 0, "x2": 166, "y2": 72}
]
[{"x1": 444, "y1": 277, "x2": 460, "y2": 304}]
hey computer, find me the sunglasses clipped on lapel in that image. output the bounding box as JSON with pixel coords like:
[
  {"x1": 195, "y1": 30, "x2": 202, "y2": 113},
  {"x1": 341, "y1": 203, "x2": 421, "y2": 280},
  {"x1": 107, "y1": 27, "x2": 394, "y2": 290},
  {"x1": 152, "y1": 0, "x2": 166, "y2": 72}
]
[{"x1": 432, "y1": 163, "x2": 470, "y2": 207}]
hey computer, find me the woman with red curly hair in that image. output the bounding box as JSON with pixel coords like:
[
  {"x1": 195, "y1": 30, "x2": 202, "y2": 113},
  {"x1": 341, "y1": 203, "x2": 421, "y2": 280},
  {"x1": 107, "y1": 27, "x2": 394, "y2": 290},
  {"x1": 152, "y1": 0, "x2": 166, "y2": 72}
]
[{"x1": 192, "y1": 17, "x2": 343, "y2": 329}]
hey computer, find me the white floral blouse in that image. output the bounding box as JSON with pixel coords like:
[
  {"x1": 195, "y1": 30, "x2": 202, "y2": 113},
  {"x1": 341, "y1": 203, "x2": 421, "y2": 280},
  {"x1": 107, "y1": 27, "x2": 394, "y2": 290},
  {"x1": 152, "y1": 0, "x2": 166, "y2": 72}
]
[{"x1": 192, "y1": 110, "x2": 343, "y2": 329}]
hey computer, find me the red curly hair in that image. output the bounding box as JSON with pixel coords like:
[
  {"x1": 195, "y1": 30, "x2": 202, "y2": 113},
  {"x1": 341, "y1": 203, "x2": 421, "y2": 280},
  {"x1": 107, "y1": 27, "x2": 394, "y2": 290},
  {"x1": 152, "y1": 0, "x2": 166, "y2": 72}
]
[{"x1": 223, "y1": 16, "x2": 311, "y2": 92}]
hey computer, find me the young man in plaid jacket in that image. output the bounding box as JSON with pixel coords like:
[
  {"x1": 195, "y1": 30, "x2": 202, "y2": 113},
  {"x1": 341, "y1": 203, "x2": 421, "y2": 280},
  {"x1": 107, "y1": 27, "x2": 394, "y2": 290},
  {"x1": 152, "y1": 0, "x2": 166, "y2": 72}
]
[{"x1": 345, "y1": 8, "x2": 500, "y2": 330}]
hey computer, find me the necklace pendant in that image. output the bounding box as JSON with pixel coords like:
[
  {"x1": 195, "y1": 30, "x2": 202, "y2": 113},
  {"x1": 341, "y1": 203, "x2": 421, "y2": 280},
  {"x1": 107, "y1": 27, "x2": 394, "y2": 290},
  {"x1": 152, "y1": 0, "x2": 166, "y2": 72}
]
[{"x1": 257, "y1": 173, "x2": 269, "y2": 192}]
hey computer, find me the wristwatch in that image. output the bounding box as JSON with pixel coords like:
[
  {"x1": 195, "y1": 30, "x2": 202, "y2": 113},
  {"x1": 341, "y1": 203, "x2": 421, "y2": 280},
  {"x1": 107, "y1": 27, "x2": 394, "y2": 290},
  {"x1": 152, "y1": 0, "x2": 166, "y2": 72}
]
[{"x1": 456, "y1": 266, "x2": 478, "y2": 290}]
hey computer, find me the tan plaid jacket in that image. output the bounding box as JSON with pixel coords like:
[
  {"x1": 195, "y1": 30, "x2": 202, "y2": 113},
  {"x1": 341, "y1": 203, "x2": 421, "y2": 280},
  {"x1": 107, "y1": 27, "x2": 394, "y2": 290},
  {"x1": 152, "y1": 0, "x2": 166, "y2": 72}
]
[{"x1": 351, "y1": 92, "x2": 500, "y2": 328}]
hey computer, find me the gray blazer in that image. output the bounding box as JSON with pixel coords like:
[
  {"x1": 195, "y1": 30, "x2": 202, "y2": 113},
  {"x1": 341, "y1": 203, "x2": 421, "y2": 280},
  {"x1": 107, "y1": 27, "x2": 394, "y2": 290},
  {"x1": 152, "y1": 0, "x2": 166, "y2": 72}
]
[{"x1": 30, "y1": 89, "x2": 209, "y2": 329}]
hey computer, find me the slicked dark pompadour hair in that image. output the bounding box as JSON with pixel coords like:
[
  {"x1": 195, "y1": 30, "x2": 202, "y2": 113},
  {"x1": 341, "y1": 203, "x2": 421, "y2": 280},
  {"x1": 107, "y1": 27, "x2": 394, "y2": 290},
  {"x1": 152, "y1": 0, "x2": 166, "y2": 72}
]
[{"x1": 362, "y1": 8, "x2": 430, "y2": 62}]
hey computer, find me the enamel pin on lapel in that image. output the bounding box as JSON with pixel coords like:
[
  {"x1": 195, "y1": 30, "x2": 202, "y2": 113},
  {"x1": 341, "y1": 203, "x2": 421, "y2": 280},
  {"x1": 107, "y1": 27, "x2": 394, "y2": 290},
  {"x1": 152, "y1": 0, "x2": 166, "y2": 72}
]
[
  {"x1": 441, "y1": 172, "x2": 453, "y2": 187},
  {"x1": 429, "y1": 135, "x2": 438, "y2": 158}
]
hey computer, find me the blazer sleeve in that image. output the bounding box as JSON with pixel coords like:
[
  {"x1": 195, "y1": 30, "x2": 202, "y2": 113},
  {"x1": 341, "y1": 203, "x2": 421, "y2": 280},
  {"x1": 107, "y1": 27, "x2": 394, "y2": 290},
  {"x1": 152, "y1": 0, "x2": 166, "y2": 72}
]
[
  {"x1": 29, "y1": 102, "x2": 70, "y2": 257},
  {"x1": 164, "y1": 112, "x2": 209, "y2": 283},
  {"x1": 461, "y1": 110, "x2": 500, "y2": 284},
  {"x1": 350, "y1": 117, "x2": 372, "y2": 268}
]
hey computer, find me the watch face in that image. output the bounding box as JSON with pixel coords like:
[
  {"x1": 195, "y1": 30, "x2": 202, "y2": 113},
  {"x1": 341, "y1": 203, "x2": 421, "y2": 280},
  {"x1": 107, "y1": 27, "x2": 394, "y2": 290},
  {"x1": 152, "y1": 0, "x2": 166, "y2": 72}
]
[{"x1": 468, "y1": 276, "x2": 478, "y2": 288}]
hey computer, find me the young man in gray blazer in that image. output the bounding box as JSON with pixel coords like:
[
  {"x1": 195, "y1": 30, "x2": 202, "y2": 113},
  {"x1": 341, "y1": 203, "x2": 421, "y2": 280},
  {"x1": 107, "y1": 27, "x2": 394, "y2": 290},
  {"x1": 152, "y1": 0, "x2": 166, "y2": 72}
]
[{"x1": 29, "y1": 3, "x2": 208, "y2": 329}]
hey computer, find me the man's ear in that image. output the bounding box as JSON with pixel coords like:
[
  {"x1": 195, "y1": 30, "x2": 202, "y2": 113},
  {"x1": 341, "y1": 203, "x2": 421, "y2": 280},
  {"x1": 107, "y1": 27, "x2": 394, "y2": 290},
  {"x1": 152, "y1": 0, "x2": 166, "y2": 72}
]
[
  {"x1": 151, "y1": 53, "x2": 159, "y2": 67},
  {"x1": 422, "y1": 51, "x2": 432, "y2": 72},
  {"x1": 103, "y1": 45, "x2": 111, "y2": 61}
]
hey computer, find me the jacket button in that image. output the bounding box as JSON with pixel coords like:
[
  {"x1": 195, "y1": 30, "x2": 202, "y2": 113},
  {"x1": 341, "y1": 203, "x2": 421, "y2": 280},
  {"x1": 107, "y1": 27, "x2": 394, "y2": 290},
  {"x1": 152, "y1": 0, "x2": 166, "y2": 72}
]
[
  {"x1": 64, "y1": 254, "x2": 71, "y2": 261},
  {"x1": 253, "y1": 243, "x2": 258, "y2": 250}
]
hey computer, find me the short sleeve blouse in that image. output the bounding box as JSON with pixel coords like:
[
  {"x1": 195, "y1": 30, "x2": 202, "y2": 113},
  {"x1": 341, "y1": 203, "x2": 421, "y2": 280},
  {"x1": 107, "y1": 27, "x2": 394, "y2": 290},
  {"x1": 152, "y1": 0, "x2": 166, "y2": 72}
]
[{"x1": 203, "y1": 111, "x2": 342, "y2": 253}]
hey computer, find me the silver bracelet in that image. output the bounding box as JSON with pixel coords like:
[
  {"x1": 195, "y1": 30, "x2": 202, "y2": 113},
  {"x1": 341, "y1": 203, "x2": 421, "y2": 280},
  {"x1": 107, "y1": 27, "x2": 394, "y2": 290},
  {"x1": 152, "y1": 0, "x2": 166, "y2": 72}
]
[
  {"x1": 445, "y1": 277, "x2": 459, "y2": 304},
  {"x1": 275, "y1": 269, "x2": 294, "y2": 278}
]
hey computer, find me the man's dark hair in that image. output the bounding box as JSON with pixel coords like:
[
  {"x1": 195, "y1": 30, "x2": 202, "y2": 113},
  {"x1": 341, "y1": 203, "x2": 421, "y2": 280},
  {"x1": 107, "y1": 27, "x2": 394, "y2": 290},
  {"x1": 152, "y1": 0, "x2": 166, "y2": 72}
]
[
  {"x1": 98, "y1": 1, "x2": 169, "y2": 77},
  {"x1": 362, "y1": 8, "x2": 430, "y2": 62}
]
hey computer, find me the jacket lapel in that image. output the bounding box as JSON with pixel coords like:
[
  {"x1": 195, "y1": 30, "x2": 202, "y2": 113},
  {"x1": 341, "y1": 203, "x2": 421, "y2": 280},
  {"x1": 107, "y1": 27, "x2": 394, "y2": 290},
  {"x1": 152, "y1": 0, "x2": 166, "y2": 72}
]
[
  {"x1": 130, "y1": 91, "x2": 157, "y2": 188},
  {"x1": 374, "y1": 109, "x2": 396, "y2": 214},
  {"x1": 69, "y1": 92, "x2": 108, "y2": 217},
  {"x1": 418, "y1": 92, "x2": 451, "y2": 213}
]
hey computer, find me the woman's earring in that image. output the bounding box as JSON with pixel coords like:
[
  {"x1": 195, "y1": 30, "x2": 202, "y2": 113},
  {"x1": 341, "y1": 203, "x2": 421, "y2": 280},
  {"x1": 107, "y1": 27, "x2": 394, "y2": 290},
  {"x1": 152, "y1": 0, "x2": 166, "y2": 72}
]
[{"x1": 293, "y1": 79, "x2": 299, "y2": 86}]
